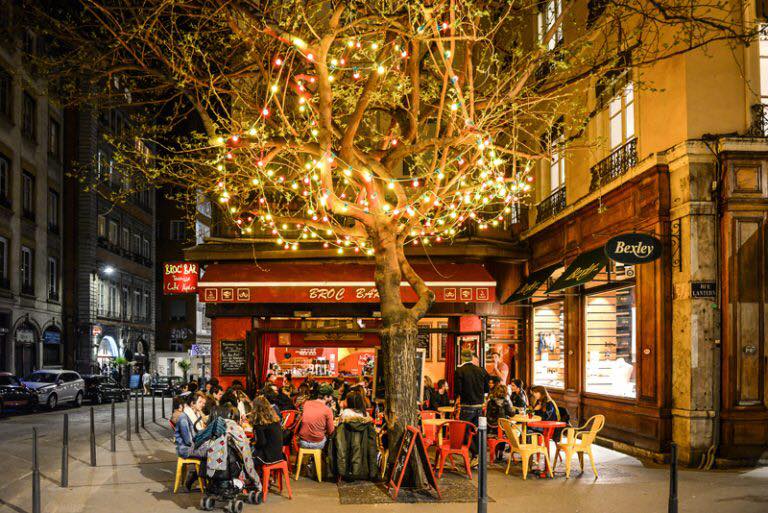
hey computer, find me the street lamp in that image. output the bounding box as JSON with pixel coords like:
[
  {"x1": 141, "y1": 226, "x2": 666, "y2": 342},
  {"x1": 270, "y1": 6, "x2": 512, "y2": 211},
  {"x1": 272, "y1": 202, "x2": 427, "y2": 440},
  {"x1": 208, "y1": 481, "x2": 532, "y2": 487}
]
[{"x1": 103, "y1": 265, "x2": 115, "y2": 275}]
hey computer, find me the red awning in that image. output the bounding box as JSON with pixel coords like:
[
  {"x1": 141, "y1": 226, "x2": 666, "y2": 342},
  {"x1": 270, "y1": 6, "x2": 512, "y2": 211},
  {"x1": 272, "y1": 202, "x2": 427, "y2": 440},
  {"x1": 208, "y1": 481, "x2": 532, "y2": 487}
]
[{"x1": 198, "y1": 262, "x2": 496, "y2": 303}]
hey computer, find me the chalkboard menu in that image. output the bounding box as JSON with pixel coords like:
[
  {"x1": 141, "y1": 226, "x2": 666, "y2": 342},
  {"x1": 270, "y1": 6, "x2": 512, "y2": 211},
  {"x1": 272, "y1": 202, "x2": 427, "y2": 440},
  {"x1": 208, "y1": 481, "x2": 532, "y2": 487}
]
[
  {"x1": 388, "y1": 426, "x2": 440, "y2": 500},
  {"x1": 219, "y1": 340, "x2": 247, "y2": 376}
]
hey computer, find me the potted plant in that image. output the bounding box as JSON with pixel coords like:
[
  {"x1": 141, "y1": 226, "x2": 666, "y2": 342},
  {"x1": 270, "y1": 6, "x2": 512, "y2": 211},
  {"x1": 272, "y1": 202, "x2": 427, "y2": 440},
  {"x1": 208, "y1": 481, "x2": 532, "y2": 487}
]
[{"x1": 178, "y1": 359, "x2": 192, "y2": 382}]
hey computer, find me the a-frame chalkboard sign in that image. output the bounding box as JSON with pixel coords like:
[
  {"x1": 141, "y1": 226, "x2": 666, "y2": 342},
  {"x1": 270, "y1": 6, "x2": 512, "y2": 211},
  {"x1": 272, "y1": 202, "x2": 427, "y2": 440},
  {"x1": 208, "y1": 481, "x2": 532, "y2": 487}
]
[{"x1": 388, "y1": 425, "x2": 441, "y2": 500}]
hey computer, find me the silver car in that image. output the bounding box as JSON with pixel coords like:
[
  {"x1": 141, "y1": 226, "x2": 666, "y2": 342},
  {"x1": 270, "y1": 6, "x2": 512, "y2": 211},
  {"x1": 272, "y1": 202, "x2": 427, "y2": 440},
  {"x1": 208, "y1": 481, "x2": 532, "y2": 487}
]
[{"x1": 23, "y1": 370, "x2": 85, "y2": 409}]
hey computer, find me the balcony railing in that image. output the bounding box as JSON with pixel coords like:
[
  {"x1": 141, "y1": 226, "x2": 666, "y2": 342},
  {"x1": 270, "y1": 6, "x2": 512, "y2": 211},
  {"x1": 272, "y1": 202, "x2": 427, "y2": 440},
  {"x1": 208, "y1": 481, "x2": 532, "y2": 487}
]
[
  {"x1": 589, "y1": 138, "x2": 638, "y2": 192},
  {"x1": 536, "y1": 186, "x2": 567, "y2": 223},
  {"x1": 747, "y1": 104, "x2": 768, "y2": 137}
]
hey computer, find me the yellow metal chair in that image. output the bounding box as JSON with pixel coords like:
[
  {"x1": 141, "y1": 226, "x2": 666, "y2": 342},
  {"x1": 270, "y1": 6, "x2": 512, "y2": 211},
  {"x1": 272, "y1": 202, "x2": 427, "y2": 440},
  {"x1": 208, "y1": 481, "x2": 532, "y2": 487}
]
[
  {"x1": 294, "y1": 447, "x2": 323, "y2": 482},
  {"x1": 554, "y1": 414, "x2": 605, "y2": 478},
  {"x1": 173, "y1": 457, "x2": 205, "y2": 493},
  {"x1": 499, "y1": 418, "x2": 553, "y2": 480}
]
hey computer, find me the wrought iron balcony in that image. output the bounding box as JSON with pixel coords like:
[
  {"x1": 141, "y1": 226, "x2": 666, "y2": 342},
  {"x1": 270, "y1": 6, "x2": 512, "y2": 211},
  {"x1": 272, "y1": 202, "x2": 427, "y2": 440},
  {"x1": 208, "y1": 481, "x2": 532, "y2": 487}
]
[
  {"x1": 536, "y1": 186, "x2": 567, "y2": 223},
  {"x1": 747, "y1": 104, "x2": 768, "y2": 137},
  {"x1": 589, "y1": 138, "x2": 638, "y2": 192}
]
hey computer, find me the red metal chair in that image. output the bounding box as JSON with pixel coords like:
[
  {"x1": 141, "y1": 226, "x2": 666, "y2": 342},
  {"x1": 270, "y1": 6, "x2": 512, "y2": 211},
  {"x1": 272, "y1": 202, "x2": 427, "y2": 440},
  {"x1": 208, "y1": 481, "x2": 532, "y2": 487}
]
[
  {"x1": 281, "y1": 410, "x2": 300, "y2": 429},
  {"x1": 433, "y1": 420, "x2": 476, "y2": 479},
  {"x1": 260, "y1": 459, "x2": 292, "y2": 501},
  {"x1": 280, "y1": 410, "x2": 301, "y2": 472},
  {"x1": 420, "y1": 410, "x2": 438, "y2": 448},
  {"x1": 488, "y1": 425, "x2": 512, "y2": 463}
]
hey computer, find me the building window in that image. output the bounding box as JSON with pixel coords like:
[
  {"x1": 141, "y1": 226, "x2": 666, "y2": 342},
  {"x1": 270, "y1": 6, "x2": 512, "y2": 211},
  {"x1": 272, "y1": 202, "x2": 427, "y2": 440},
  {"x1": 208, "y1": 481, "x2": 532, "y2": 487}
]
[
  {"x1": 21, "y1": 91, "x2": 36, "y2": 141},
  {"x1": 132, "y1": 233, "x2": 141, "y2": 255},
  {"x1": 144, "y1": 291, "x2": 151, "y2": 320},
  {"x1": 0, "y1": 236, "x2": 8, "y2": 287},
  {"x1": 0, "y1": 68, "x2": 11, "y2": 119},
  {"x1": 121, "y1": 227, "x2": 130, "y2": 250},
  {"x1": 584, "y1": 286, "x2": 637, "y2": 398},
  {"x1": 133, "y1": 290, "x2": 141, "y2": 319},
  {"x1": 20, "y1": 246, "x2": 33, "y2": 294},
  {"x1": 169, "y1": 299, "x2": 186, "y2": 321},
  {"x1": 532, "y1": 301, "x2": 565, "y2": 389},
  {"x1": 538, "y1": 0, "x2": 563, "y2": 50},
  {"x1": 548, "y1": 132, "x2": 565, "y2": 192},
  {"x1": 47, "y1": 189, "x2": 59, "y2": 233},
  {"x1": 108, "y1": 220, "x2": 119, "y2": 245},
  {"x1": 170, "y1": 220, "x2": 185, "y2": 241},
  {"x1": 608, "y1": 82, "x2": 635, "y2": 150},
  {"x1": 0, "y1": 152, "x2": 9, "y2": 207},
  {"x1": 21, "y1": 171, "x2": 34, "y2": 220},
  {"x1": 195, "y1": 220, "x2": 210, "y2": 245},
  {"x1": 48, "y1": 118, "x2": 60, "y2": 159},
  {"x1": 142, "y1": 237, "x2": 150, "y2": 259},
  {"x1": 121, "y1": 286, "x2": 128, "y2": 318},
  {"x1": 97, "y1": 214, "x2": 107, "y2": 238},
  {"x1": 47, "y1": 257, "x2": 58, "y2": 300},
  {"x1": 96, "y1": 150, "x2": 103, "y2": 180}
]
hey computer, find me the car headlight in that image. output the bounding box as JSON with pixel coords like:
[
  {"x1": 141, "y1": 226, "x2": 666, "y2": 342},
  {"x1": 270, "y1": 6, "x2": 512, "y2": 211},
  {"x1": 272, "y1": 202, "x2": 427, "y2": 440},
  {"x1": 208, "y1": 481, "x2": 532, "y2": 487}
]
[{"x1": 36, "y1": 386, "x2": 54, "y2": 394}]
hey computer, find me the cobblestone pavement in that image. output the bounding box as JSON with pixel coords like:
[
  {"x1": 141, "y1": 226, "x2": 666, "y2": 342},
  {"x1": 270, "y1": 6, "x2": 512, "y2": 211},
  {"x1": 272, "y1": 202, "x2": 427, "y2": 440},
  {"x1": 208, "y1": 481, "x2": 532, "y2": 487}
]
[{"x1": 0, "y1": 400, "x2": 766, "y2": 513}]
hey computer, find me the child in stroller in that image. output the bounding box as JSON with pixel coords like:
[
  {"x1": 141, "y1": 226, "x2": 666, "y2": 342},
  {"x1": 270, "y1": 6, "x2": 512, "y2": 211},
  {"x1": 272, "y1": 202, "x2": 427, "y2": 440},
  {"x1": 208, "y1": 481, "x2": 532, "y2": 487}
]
[{"x1": 194, "y1": 405, "x2": 262, "y2": 512}]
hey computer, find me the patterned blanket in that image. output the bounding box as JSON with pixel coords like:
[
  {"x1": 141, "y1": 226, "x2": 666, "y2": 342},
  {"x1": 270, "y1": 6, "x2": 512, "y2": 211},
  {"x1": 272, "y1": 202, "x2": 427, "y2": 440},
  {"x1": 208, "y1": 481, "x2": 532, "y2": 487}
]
[{"x1": 204, "y1": 419, "x2": 261, "y2": 489}]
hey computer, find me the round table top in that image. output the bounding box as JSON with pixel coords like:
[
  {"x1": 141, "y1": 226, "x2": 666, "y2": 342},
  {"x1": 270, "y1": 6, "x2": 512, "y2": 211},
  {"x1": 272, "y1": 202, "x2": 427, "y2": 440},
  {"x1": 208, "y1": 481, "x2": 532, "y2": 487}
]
[
  {"x1": 528, "y1": 420, "x2": 567, "y2": 429},
  {"x1": 422, "y1": 418, "x2": 450, "y2": 427},
  {"x1": 437, "y1": 406, "x2": 455, "y2": 413},
  {"x1": 512, "y1": 414, "x2": 542, "y2": 423}
]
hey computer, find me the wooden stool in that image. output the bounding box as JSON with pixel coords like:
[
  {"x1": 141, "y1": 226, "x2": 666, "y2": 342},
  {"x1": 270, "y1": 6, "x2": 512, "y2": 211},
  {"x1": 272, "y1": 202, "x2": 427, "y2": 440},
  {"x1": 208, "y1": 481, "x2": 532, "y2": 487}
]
[
  {"x1": 293, "y1": 447, "x2": 323, "y2": 482},
  {"x1": 261, "y1": 460, "x2": 292, "y2": 501},
  {"x1": 173, "y1": 457, "x2": 205, "y2": 493}
]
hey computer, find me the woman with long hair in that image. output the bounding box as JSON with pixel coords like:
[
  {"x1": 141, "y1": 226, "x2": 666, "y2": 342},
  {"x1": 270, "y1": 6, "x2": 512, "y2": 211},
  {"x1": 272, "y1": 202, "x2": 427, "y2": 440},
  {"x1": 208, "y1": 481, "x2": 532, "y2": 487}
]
[
  {"x1": 485, "y1": 384, "x2": 513, "y2": 430},
  {"x1": 339, "y1": 390, "x2": 371, "y2": 422},
  {"x1": 530, "y1": 385, "x2": 560, "y2": 421},
  {"x1": 509, "y1": 379, "x2": 529, "y2": 409},
  {"x1": 249, "y1": 396, "x2": 285, "y2": 465}
]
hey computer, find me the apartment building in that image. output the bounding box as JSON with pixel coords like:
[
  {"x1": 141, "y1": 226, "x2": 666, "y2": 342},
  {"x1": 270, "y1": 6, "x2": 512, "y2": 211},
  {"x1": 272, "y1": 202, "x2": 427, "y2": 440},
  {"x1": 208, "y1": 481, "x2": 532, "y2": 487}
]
[
  {"x1": 515, "y1": 1, "x2": 768, "y2": 465},
  {"x1": 0, "y1": 6, "x2": 64, "y2": 377}
]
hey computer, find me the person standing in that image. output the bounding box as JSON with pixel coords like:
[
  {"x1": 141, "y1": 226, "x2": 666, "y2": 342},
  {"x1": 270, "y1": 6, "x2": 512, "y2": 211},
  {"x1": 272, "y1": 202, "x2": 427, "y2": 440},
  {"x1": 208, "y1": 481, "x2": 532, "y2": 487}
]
[
  {"x1": 486, "y1": 351, "x2": 509, "y2": 384},
  {"x1": 454, "y1": 349, "x2": 489, "y2": 465},
  {"x1": 142, "y1": 369, "x2": 152, "y2": 396}
]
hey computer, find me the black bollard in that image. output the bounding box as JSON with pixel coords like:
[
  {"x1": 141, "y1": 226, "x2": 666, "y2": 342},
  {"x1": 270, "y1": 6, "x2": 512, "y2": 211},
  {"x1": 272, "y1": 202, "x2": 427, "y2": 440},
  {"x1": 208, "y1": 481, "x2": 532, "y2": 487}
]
[
  {"x1": 32, "y1": 428, "x2": 41, "y2": 513},
  {"x1": 161, "y1": 390, "x2": 166, "y2": 419},
  {"x1": 477, "y1": 416, "x2": 488, "y2": 513},
  {"x1": 90, "y1": 407, "x2": 96, "y2": 466},
  {"x1": 140, "y1": 391, "x2": 145, "y2": 428},
  {"x1": 110, "y1": 400, "x2": 116, "y2": 452},
  {"x1": 151, "y1": 391, "x2": 156, "y2": 423},
  {"x1": 134, "y1": 390, "x2": 139, "y2": 434},
  {"x1": 61, "y1": 413, "x2": 69, "y2": 487},
  {"x1": 126, "y1": 391, "x2": 131, "y2": 441},
  {"x1": 668, "y1": 442, "x2": 678, "y2": 513}
]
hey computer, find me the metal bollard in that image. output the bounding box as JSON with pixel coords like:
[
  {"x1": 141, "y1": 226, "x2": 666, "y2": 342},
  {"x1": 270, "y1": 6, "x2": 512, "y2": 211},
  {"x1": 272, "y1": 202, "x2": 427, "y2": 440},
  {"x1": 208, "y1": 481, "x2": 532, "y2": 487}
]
[
  {"x1": 126, "y1": 391, "x2": 131, "y2": 441},
  {"x1": 152, "y1": 391, "x2": 156, "y2": 423},
  {"x1": 140, "y1": 391, "x2": 145, "y2": 428},
  {"x1": 32, "y1": 427, "x2": 41, "y2": 513},
  {"x1": 61, "y1": 413, "x2": 69, "y2": 487},
  {"x1": 161, "y1": 390, "x2": 166, "y2": 419},
  {"x1": 134, "y1": 391, "x2": 139, "y2": 434},
  {"x1": 110, "y1": 400, "x2": 116, "y2": 452},
  {"x1": 477, "y1": 416, "x2": 488, "y2": 513},
  {"x1": 669, "y1": 442, "x2": 678, "y2": 513},
  {"x1": 90, "y1": 407, "x2": 96, "y2": 466}
]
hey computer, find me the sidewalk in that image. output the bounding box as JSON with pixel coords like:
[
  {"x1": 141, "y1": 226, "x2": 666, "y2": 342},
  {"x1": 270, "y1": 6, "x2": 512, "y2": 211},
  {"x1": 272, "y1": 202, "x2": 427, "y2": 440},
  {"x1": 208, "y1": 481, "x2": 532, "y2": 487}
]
[{"x1": 0, "y1": 405, "x2": 766, "y2": 513}]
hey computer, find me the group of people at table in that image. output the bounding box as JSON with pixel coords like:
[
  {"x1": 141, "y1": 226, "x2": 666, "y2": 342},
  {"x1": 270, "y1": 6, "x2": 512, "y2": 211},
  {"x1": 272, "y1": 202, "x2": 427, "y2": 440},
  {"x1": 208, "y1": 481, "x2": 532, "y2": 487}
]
[{"x1": 171, "y1": 349, "x2": 568, "y2": 492}]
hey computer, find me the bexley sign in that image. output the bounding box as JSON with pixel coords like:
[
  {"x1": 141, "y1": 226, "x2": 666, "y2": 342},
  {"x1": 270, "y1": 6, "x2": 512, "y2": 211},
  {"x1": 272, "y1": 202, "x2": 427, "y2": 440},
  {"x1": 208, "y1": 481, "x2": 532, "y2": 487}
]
[
  {"x1": 605, "y1": 233, "x2": 662, "y2": 264},
  {"x1": 163, "y1": 262, "x2": 199, "y2": 294}
]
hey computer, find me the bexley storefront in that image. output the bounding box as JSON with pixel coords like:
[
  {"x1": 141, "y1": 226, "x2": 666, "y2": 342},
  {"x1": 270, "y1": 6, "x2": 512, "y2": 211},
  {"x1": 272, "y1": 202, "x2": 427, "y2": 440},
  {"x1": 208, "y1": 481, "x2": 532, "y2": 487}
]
[
  {"x1": 196, "y1": 261, "x2": 517, "y2": 393},
  {"x1": 512, "y1": 167, "x2": 673, "y2": 459}
]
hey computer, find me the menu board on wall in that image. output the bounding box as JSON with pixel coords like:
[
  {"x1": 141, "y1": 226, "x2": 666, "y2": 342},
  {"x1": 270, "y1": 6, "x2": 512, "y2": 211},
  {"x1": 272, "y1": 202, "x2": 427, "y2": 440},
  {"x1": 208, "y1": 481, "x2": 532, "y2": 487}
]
[{"x1": 220, "y1": 340, "x2": 247, "y2": 375}]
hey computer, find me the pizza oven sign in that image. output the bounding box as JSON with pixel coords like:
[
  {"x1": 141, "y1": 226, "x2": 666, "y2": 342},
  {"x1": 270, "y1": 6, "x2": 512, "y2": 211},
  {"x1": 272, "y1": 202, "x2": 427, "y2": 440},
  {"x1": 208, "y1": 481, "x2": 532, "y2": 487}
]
[{"x1": 163, "y1": 262, "x2": 199, "y2": 295}]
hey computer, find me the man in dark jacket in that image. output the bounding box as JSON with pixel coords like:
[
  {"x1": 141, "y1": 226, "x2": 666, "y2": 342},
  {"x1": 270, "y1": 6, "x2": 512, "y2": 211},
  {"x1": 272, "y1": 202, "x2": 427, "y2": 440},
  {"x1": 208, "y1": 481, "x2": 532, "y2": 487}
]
[{"x1": 454, "y1": 349, "x2": 489, "y2": 464}]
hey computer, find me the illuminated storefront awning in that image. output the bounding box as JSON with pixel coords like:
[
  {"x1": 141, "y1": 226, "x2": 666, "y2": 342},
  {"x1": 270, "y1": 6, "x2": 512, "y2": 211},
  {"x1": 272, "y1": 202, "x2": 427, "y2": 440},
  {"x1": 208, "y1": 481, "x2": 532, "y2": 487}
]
[
  {"x1": 546, "y1": 248, "x2": 608, "y2": 293},
  {"x1": 198, "y1": 262, "x2": 496, "y2": 304},
  {"x1": 502, "y1": 264, "x2": 560, "y2": 304}
]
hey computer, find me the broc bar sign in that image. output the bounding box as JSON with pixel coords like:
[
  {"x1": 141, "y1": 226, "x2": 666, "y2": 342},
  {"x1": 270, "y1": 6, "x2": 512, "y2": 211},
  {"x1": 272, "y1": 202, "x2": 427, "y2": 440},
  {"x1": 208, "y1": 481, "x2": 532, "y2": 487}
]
[
  {"x1": 605, "y1": 233, "x2": 662, "y2": 265},
  {"x1": 163, "y1": 262, "x2": 199, "y2": 294}
]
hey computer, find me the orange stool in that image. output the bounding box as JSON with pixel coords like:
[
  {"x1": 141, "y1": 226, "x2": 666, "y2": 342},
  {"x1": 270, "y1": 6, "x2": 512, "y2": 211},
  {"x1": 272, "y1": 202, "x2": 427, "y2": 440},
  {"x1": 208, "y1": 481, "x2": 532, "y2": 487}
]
[
  {"x1": 282, "y1": 446, "x2": 292, "y2": 471},
  {"x1": 261, "y1": 460, "x2": 292, "y2": 501}
]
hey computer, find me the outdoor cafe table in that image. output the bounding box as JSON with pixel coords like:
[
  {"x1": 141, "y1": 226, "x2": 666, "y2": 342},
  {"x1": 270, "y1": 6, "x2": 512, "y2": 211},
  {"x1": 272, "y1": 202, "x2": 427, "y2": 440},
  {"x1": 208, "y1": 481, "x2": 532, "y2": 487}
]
[
  {"x1": 527, "y1": 420, "x2": 567, "y2": 478},
  {"x1": 437, "y1": 406, "x2": 455, "y2": 419},
  {"x1": 422, "y1": 417, "x2": 450, "y2": 445},
  {"x1": 511, "y1": 414, "x2": 541, "y2": 439}
]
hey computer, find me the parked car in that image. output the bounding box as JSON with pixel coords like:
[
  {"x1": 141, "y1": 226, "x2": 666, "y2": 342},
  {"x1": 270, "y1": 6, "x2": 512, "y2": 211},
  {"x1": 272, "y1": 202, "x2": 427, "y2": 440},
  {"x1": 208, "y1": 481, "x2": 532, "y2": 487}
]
[
  {"x1": 0, "y1": 372, "x2": 38, "y2": 414},
  {"x1": 82, "y1": 375, "x2": 128, "y2": 404},
  {"x1": 22, "y1": 370, "x2": 85, "y2": 409},
  {"x1": 151, "y1": 376, "x2": 183, "y2": 396}
]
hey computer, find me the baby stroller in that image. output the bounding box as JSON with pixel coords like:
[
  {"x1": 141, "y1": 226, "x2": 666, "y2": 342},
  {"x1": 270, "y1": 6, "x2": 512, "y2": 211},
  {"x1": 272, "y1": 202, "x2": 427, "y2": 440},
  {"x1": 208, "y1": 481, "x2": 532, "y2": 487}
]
[{"x1": 195, "y1": 409, "x2": 262, "y2": 512}]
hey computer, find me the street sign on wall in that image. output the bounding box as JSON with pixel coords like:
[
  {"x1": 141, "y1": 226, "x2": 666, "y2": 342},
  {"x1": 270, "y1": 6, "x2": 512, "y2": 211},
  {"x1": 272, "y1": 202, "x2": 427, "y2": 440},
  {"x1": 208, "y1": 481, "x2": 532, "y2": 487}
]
[{"x1": 163, "y1": 262, "x2": 199, "y2": 295}]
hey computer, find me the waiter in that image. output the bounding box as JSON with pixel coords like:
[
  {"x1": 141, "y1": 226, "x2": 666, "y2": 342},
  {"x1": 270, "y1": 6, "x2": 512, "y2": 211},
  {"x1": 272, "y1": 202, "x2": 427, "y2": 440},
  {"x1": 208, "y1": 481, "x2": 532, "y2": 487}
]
[{"x1": 454, "y1": 349, "x2": 489, "y2": 465}]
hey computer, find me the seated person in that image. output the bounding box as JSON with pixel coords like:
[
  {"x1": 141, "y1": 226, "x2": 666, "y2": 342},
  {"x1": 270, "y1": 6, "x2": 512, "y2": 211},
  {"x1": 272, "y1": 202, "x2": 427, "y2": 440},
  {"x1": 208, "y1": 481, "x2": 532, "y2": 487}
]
[
  {"x1": 331, "y1": 390, "x2": 378, "y2": 481},
  {"x1": 485, "y1": 384, "x2": 513, "y2": 432},
  {"x1": 432, "y1": 379, "x2": 451, "y2": 409},
  {"x1": 297, "y1": 385, "x2": 335, "y2": 449},
  {"x1": 174, "y1": 391, "x2": 209, "y2": 490},
  {"x1": 509, "y1": 379, "x2": 529, "y2": 409},
  {"x1": 249, "y1": 396, "x2": 285, "y2": 465},
  {"x1": 338, "y1": 390, "x2": 371, "y2": 422},
  {"x1": 170, "y1": 396, "x2": 185, "y2": 425},
  {"x1": 275, "y1": 386, "x2": 294, "y2": 412}
]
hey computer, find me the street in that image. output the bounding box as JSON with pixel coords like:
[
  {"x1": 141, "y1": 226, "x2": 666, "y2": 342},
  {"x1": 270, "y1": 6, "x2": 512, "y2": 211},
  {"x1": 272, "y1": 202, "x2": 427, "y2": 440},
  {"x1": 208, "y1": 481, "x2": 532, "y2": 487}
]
[{"x1": 0, "y1": 399, "x2": 765, "y2": 513}]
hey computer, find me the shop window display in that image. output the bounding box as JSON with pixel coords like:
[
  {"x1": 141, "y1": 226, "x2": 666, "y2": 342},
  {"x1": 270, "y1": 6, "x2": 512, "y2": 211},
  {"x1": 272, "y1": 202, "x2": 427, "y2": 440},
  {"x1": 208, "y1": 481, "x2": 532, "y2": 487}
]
[
  {"x1": 584, "y1": 286, "x2": 636, "y2": 398},
  {"x1": 532, "y1": 301, "x2": 565, "y2": 389}
]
